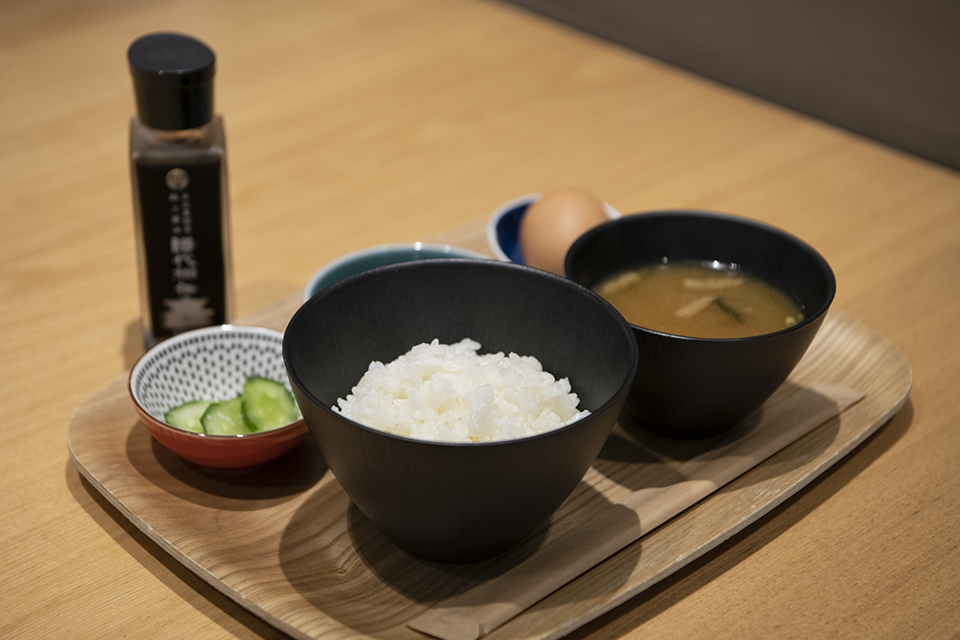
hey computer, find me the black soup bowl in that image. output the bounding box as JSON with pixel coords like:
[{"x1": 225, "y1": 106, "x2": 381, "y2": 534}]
[
  {"x1": 565, "y1": 211, "x2": 836, "y2": 439},
  {"x1": 283, "y1": 259, "x2": 637, "y2": 563}
]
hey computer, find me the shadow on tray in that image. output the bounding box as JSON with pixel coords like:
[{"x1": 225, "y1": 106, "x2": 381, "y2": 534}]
[
  {"x1": 278, "y1": 478, "x2": 640, "y2": 638},
  {"x1": 125, "y1": 421, "x2": 327, "y2": 510}
]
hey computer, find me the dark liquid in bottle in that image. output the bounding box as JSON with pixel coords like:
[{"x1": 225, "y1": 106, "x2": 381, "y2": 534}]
[{"x1": 133, "y1": 156, "x2": 227, "y2": 344}]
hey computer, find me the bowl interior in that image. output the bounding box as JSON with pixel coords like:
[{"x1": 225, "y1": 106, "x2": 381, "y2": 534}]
[
  {"x1": 492, "y1": 199, "x2": 529, "y2": 263},
  {"x1": 287, "y1": 259, "x2": 637, "y2": 426},
  {"x1": 566, "y1": 211, "x2": 836, "y2": 327},
  {"x1": 304, "y1": 243, "x2": 487, "y2": 301},
  {"x1": 131, "y1": 326, "x2": 300, "y2": 425}
]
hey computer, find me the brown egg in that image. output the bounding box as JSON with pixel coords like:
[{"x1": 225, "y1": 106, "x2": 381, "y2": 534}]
[{"x1": 519, "y1": 187, "x2": 609, "y2": 275}]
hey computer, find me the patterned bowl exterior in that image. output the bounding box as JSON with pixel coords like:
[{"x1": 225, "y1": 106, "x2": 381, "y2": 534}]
[{"x1": 128, "y1": 325, "x2": 308, "y2": 468}]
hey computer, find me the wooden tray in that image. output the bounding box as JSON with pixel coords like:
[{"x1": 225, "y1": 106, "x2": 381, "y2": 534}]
[{"x1": 67, "y1": 226, "x2": 912, "y2": 640}]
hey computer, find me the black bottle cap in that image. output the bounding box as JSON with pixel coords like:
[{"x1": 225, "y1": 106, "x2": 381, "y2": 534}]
[{"x1": 128, "y1": 32, "x2": 216, "y2": 130}]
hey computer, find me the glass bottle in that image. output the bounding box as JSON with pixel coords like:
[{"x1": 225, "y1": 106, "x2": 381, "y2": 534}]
[{"x1": 128, "y1": 32, "x2": 234, "y2": 349}]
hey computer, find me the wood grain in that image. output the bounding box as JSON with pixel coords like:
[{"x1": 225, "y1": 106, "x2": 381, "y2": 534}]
[
  {"x1": 68, "y1": 253, "x2": 910, "y2": 640},
  {"x1": 4, "y1": 0, "x2": 960, "y2": 638}
]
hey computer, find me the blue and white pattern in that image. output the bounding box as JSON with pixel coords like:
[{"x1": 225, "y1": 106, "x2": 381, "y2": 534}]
[{"x1": 130, "y1": 325, "x2": 294, "y2": 423}]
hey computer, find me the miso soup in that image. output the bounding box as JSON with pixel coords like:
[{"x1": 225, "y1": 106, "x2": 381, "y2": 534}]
[{"x1": 594, "y1": 260, "x2": 804, "y2": 339}]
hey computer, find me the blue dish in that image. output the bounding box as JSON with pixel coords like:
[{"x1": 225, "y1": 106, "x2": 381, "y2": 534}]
[{"x1": 303, "y1": 242, "x2": 488, "y2": 302}]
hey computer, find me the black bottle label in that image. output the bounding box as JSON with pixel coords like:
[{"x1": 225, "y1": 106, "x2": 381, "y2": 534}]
[{"x1": 135, "y1": 159, "x2": 227, "y2": 340}]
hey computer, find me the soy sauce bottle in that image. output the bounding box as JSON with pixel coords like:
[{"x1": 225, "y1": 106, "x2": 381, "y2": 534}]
[{"x1": 128, "y1": 32, "x2": 234, "y2": 349}]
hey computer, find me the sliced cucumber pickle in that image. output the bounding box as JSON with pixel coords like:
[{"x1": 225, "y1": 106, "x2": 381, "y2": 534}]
[
  {"x1": 201, "y1": 397, "x2": 253, "y2": 435},
  {"x1": 242, "y1": 377, "x2": 299, "y2": 432},
  {"x1": 164, "y1": 400, "x2": 211, "y2": 434},
  {"x1": 163, "y1": 377, "x2": 299, "y2": 435}
]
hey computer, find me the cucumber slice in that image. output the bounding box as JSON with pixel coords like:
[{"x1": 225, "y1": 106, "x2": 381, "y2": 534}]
[
  {"x1": 164, "y1": 400, "x2": 211, "y2": 433},
  {"x1": 201, "y1": 397, "x2": 253, "y2": 435},
  {"x1": 242, "y1": 377, "x2": 299, "y2": 432}
]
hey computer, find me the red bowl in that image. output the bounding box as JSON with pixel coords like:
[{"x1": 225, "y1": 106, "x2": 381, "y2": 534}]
[{"x1": 128, "y1": 325, "x2": 308, "y2": 469}]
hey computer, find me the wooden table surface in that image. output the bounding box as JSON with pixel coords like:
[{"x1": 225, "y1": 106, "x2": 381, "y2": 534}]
[{"x1": 2, "y1": 0, "x2": 958, "y2": 638}]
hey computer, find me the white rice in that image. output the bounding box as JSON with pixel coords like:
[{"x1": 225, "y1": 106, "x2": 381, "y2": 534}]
[{"x1": 333, "y1": 338, "x2": 590, "y2": 443}]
